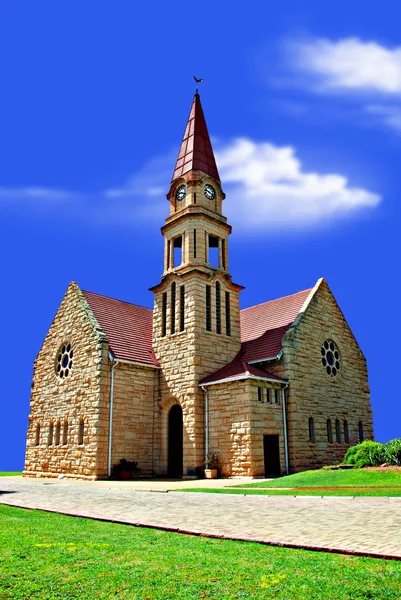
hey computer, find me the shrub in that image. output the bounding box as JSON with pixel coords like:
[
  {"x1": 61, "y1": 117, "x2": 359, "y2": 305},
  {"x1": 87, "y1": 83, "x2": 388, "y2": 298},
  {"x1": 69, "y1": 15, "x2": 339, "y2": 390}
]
[
  {"x1": 110, "y1": 459, "x2": 140, "y2": 480},
  {"x1": 343, "y1": 444, "x2": 360, "y2": 465},
  {"x1": 384, "y1": 438, "x2": 401, "y2": 466},
  {"x1": 343, "y1": 441, "x2": 386, "y2": 468}
]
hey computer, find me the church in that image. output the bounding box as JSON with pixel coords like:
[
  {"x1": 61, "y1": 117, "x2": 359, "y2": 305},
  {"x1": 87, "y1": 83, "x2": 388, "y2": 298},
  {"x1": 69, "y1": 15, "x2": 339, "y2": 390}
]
[{"x1": 24, "y1": 93, "x2": 373, "y2": 480}]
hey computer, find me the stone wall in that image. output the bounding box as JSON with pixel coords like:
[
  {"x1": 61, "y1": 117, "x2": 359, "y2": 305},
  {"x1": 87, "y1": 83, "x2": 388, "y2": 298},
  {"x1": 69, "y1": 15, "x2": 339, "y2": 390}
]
[
  {"x1": 24, "y1": 282, "x2": 107, "y2": 479},
  {"x1": 280, "y1": 280, "x2": 373, "y2": 471},
  {"x1": 207, "y1": 381, "x2": 251, "y2": 477},
  {"x1": 152, "y1": 270, "x2": 241, "y2": 475},
  {"x1": 104, "y1": 363, "x2": 157, "y2": 476},
  {"x1": 249, "y1": 384, "x2": 286, "y2": 477},
  {"x1": 207, "y1": 381, "x2": 286, "y2": 477}
]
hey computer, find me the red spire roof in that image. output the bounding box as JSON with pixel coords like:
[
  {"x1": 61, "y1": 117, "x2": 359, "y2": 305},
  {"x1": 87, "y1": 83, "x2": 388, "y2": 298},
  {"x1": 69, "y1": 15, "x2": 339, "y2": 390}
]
[{"x1": 172, "y1": 93, "x2": 220, "y2": 182}]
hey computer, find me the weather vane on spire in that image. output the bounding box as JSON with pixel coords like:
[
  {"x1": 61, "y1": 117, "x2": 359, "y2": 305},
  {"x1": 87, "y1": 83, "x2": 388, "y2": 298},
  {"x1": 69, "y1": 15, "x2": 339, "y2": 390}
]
[{"x1": 193, "y1": 75, "x2": 204, "y2": 94}]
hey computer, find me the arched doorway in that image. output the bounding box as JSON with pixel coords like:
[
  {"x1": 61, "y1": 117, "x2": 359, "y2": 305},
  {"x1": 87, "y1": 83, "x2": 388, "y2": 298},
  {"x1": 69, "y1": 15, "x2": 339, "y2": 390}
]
[{"x1": 168, "y1": 404, "x2": 183, "y2": 477}]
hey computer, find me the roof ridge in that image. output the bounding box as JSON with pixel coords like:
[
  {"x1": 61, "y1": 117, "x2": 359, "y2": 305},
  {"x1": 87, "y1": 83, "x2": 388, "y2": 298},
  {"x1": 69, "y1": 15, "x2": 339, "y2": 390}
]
[
  {"x1": 82, "y1": 289, "x2": 153, "y2": 312},
  {"x1": 241, "y1": 287, "x2": 312, "y2": 312}
]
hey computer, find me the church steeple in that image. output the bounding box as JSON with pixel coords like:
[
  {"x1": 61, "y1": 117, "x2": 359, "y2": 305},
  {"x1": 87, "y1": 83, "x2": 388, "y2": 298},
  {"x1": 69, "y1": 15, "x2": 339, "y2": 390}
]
[
  {"x1": 172, "y1": 92, "x2": 220, "y2": 183},
  {"x1": 150, "y1": 91, "x2": 243, "y2": 477}
]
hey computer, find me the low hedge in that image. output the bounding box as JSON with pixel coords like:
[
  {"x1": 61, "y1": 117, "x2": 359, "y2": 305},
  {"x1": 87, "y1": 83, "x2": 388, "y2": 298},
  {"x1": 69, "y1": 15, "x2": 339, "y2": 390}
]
[{"x1": 343, "y1": 438, "x2": 401, "y2": 468}]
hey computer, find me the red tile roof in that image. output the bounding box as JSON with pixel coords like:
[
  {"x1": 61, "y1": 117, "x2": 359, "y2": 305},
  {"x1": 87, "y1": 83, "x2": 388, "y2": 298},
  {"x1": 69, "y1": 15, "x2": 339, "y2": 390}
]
[
  {"x1": 200, "y1": 288, "x2": 313, "y2": 385},
  {"x1": 81, "y1": 285, "x2": 313, "y2": 374},
  {"x1": 82, "y1": 290, "x2": 158, "y2": 367},
  {"x1": 200, "y1": 359, "x2": 286, "y2": 386},
  {"x1": 240, "y1": 288, "x2": 312, "y2": 362},
  {"x1": 172, "y1": 93, "x2": 220, "y2": 182}
]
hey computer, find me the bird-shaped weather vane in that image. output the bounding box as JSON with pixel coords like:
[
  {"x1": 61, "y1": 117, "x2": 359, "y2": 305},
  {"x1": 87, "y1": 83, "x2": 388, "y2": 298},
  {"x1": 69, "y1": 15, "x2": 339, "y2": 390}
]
[{"x1": 193, "y1": 75, "x2": 204, "y2": 94}]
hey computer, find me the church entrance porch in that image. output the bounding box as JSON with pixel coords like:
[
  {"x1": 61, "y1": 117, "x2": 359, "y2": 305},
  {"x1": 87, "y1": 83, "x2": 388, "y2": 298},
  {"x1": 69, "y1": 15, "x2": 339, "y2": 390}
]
[
  {"x1": 168, "y1": 404, "x2": 183, "y2": 477},
  {"x1": 263, "y1": 435, "x2": 281, "y2": 477}
]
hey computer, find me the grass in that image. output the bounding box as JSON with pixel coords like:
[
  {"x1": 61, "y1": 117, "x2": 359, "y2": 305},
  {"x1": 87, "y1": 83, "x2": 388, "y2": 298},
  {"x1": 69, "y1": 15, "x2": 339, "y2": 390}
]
[
  {"x1": 177, "y1": 469, "x2": 401, "y2": 497},
  {"x1": 1, "y1": 505, "x2": 401, "y2": 599},
  {"x1": 0, "y1": 472, "x2": 21, "y2": 477},
  {"x1": 177, "y1": 488, "x2": 401, "y2": 497},
  {"x1": 236, "y1": 468, "x2": 401, "y2": 489}
]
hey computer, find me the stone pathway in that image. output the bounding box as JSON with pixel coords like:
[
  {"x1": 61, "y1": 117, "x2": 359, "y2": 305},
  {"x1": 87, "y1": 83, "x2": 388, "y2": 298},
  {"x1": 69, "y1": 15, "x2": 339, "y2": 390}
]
[{"x1": 1, "y1": 477, "x2": 400, "y2": 560}]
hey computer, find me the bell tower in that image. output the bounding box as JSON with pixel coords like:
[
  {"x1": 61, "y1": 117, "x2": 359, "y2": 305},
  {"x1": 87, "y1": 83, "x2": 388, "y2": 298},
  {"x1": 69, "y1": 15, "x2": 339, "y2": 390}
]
[{"x1": 151, "y1": 92, "x2": 244, "y2": 477}]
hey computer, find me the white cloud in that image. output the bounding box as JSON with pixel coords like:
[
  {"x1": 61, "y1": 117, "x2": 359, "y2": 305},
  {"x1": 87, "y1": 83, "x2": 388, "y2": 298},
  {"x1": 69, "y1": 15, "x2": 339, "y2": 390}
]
[
  {"x1": 0, "y1": 139, "x2": 380, "y2": 232},
  {"x1": 103, "y1": 152, "x2": 175, "y2": 200},
  {"x1": 283, "y1": 36, "x2": 401, "y2": 133},
  {"x1": 216, "y1": 138, "x2": 380, "y2": 230},
  {"x1": 365, "y1": 104, "x2": 401, "y2": 131},
  {"x1": 0, "y1": 186, "x2": 78, "y2": 203},
  {"x1": 289, "y1": 37, "x2": 401, "y2": 95}
]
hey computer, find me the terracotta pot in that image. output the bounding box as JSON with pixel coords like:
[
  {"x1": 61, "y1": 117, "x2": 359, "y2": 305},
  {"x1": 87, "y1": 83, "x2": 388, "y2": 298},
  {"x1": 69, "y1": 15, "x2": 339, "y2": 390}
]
[
  {"x1": 205, "y1": 469, "x2": 218, "y2": 479},
  {"x1": 120, "y1": 471, "x2": 132, "y2": 480}
]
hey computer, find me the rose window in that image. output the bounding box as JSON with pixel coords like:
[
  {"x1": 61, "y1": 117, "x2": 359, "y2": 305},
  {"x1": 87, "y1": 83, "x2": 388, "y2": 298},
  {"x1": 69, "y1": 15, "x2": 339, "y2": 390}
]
[
  {"x1": 321, "y1": 340, "x2": 341, "y2": 377},
  {"x1": 56, "y1": 343, "x2": 73, "y2": 379}
]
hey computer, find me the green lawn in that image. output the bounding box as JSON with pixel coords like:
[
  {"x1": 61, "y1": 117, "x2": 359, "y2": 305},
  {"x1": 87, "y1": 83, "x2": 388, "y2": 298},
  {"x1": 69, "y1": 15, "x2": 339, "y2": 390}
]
[
  {"x1": 235, "y1": 468, "x2": 401, "y2": 489},
  {"x1": 0, "y1": 472, "x2": 21, "y2": 477},
  {"x1": 0, "y1": 506, "x2": 400, "y2": 599},
  {"x1": 177, "y1": 469, "x2": 401, "y2": 497},
  {"x1": 178, "y1": 487, "x2": 401, "y2": 497}
]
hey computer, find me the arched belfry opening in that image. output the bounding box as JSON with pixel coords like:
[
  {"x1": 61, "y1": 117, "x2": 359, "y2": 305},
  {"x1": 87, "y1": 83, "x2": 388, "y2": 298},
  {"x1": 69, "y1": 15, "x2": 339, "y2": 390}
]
[{"x1": 168, "y1": 404, "x2": 183, "y2": 477}]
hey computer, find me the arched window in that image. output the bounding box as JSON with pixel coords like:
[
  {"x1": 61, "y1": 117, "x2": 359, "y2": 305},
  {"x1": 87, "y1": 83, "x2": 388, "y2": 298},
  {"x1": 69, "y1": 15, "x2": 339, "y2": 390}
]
[
  {"x1": 48, "y1": 423, "x2": 54, "y2": 446},
  {"x1": 216, "y1": 282, "x2": 221, "y2": 334},
  {"x1": 344, "y1": 420, "x2": 349, "y2": 444},
  {"x1": 35, "y1": 424, "x2": 40, "y2": 446},
  {"x1": 63, "y1": 422, "x2": 68, "y2": 445},
  {"x1": 55, "y1": 422, "x2": 61, "y2": 446},
  {"x1": 308, "y1": 417, "x2": 315, "y2": 443},
  {"x1": 225, "y1": 291, "x2": 231, "y2": 336},
  {"x1": 358, "y1": 421, "x2": 364, "y2": 442},
  {"x1": 170, "y1": 282, "x2": 176, "y2": 334},
  {"x1": 206, "y1": 285, "x2": 212, "y2": 331},
  {"x1": 162, "y1": 292, "x2": 167, "y2": 337},
  {"x1": 78, "y1": 420, "x2": 85, "y2": 445},
  {"x1": 326, "y1": 419, "x2": 333, "y2": 444},
  {"x1": 335, "y1": 419, "x2": 341, "y2": 443},
  {"x1": 180, "y1": 286, "x2": 185, "y2": 332}
]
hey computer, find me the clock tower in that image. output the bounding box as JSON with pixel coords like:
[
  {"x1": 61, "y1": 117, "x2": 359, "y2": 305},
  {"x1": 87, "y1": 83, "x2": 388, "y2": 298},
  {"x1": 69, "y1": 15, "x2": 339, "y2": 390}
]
[{"x1": 151, "y1": 92, "x2": 243, "y2": 477}]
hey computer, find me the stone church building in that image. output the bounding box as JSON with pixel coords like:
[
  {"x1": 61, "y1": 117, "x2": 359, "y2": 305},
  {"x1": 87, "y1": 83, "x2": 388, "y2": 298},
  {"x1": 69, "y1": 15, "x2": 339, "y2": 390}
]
[{"x1": 24, "y1": 93, "x2": 373, "y2": 480}]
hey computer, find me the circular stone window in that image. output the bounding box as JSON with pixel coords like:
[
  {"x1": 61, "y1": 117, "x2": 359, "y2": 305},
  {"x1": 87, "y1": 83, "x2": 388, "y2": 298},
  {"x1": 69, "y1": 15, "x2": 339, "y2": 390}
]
[
  {"x1": 56, "y1": 343, "x2": 73, "y2": 379},
  {"x1": 321, "y1": 340, "x2": 341, "y2": 377}
]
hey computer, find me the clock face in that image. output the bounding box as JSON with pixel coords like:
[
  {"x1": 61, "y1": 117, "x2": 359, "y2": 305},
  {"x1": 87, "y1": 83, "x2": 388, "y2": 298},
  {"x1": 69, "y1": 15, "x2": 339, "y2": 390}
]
[
  {"x1": 176, "y1": 184, "x2": 186, "y2": 202},
  {"x1": 204, "y1": 184, "x2": 216, "y2": 200}
]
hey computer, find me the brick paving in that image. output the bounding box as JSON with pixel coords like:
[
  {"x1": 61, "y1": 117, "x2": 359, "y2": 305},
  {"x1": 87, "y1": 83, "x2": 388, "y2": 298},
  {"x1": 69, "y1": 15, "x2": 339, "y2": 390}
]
[{"x1": 1, "y1": 477, "x2": 400, "y2": 559}]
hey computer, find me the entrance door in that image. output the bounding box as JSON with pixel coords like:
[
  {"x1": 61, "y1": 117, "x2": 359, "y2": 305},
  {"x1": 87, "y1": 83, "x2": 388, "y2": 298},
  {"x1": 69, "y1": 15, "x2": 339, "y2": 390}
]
[
  {"x1": 263, "y1": 435, "x2": 281, "y2": 477},
  {"x1": 168, "y1": 404, "x2": 183, "y2": 477}
]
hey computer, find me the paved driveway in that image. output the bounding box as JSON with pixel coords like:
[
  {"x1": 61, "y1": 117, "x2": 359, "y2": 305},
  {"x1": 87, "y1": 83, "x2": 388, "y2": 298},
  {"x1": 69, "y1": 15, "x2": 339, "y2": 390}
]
[{"x1": 1, "y1": 477, "x2": 400, "y2": 559}]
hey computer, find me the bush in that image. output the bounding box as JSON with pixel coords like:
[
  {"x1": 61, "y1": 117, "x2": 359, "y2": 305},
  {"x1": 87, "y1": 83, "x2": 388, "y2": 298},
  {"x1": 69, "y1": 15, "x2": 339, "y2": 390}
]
[
  {"x1": 384, "y1": 438, "x2": 401, "y2": 466},
  {"x1": 343, "y1": 441, "x2": 386, "y2": 468},
  {"x1": 110, "y1": 459, "x2": 140, "y2": 480},
  {"x1": 343, "y1": 444, "x2": 360, "y2": 465}
]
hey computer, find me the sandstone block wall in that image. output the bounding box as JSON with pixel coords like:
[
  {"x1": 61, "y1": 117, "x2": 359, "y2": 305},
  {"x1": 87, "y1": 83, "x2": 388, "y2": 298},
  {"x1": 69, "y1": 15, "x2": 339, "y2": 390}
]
[
  {"x1": 24, "y1": 283, "x2": 107, "y2": 480},
  {"x1": 250, "y1": 384, "x2": 286, "y2": 477},
  {"x1": 208, "y1": 382, "x2": 285, "y2": 477},
  {"x1": 279, "y1": 280, "x2": 373, "y2": 472},
  {"x1": 97, "y1": 362, "x2": 157, "y2": 476},
  {"x1": 207, "y1": 381, "x2": 251, "y2": 477},
  {"x1": 153, "y1": 270, "x2": 241, "y2": 475}
]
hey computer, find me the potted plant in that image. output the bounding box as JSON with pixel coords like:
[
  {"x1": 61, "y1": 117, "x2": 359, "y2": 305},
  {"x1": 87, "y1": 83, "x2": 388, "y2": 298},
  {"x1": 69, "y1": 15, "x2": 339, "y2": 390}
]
[
  {"x1": 110, "y1": 458, "x2": 140, "y2": 480},
  {"x1": 204, "y1": 449, "x2": 219, "y2": 479}
]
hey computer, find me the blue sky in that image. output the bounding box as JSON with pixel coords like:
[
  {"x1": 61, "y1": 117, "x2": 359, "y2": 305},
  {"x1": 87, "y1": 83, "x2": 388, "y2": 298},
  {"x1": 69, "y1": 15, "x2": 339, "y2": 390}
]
[{"x1": 1, "y1": 1, "x2": 400, "y2": 470}]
